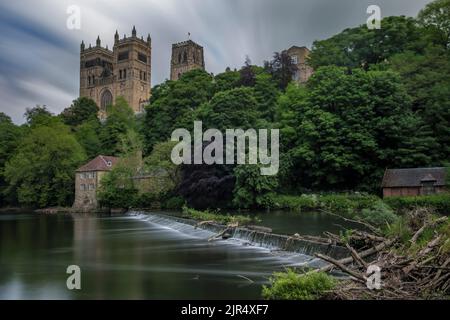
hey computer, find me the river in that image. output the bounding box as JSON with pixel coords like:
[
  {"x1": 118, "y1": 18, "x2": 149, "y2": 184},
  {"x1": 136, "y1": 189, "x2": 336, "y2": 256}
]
[{"x1": 0, "y1": 210, "x2": 353, "y2": 299}]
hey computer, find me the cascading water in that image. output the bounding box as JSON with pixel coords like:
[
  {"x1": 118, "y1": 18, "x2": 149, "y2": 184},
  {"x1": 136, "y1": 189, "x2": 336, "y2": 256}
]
[{"x1": 128, "y1": 211, "x2": 350, "y2": 266}]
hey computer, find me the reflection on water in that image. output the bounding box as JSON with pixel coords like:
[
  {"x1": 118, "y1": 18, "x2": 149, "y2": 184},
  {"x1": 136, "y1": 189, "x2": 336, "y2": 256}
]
[{"x1": 0, "y1": 211, "x2": 342, "y2": 299}]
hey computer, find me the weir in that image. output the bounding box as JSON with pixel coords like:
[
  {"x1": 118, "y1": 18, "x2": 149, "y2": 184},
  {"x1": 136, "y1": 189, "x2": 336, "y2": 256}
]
[{"x1": 129, "y1": 211, "x2": 350, "y2": 260}]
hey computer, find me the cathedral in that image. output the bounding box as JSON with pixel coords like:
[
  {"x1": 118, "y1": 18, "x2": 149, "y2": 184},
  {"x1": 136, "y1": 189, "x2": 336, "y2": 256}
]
[
  {"x1": 79, "y1": 27, "x2": 312, "y2": 118},
  {"x1": 79, "y1": 27, "x2": 205, "y2": 118}
]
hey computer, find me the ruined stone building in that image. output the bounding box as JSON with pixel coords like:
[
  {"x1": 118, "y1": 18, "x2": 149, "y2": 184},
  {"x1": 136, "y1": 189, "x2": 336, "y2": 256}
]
[
  {"x1": 79, "y1": 27, "x2": 152, "y2": 119},
  {"x1": 285, "y1": 46, "x2": 314, "y2": 84},
  {"x1": 170, "y1": 40, "x2": 205, "y2": 81}
]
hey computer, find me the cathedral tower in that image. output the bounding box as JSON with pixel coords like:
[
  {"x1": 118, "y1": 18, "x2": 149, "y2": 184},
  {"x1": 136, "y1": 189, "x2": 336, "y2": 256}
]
[
  {"x1": 170, "y1": 39, "x2": 205, "y2": 81},
  {"x1": 80, "y1": 26, "x2": 151, "y2": 119}
]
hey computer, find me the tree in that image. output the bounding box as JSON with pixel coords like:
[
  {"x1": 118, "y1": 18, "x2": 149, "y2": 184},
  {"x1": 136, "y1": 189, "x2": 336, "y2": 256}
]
[
  {"x1": 24, "y1": 105, "x2": 53, "y2": 126},
  {"x1": 254, "y1": 73, "x2": 279, "y2": 121},
  {"x1": 60, "y1": 97, "x2": 99, "y2": 127},
  {"x1": 265, "y1": 51, "x2": 298, "y2": 90},
  {"x1": 74, "y1": 119, "x2": 102, "y2": 159},
  {"x1": 143, "y1": 69, "x2": 214, "y2": 154},
  {"x1": 233, "y1": 164, "x2": 278, "y2": 209},
  {"x1": 0, "y1": 114, "x2": 23, "y2": 206},
  {"x1": 309, "y1": 16, "x2": 425, "y2": 70},
  {"x1": 238, "y1": 56, "x2": 257, "y2": 87},
  {"x1": 214, "y1": 70, "x2": 240, "y2": 92},
  {"x1": 418, "y1": 0, "x2": 450, "y2": 47},
  {"x1": 201, "y1": 87, "x2": 259, "y2": 131},
  {"x1": 4, "y1": 119, "x2": 86, "y2": 208},
  {"x1": 99, "y1": 97, "x2": 136, "y2": 155}
]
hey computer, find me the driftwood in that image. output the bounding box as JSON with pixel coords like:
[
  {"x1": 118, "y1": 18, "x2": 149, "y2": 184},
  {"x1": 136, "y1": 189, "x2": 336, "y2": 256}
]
[{"x1": 308, "y1": 208, "x2": 450, "y2": 300}]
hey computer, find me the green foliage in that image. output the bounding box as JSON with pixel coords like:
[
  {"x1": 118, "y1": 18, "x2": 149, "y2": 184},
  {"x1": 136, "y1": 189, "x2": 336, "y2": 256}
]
[
  {"x1": 384, "y1": 194, "x2": 450, "y2": 215},
  {"x1": 264, "y1": 51, "x2": 298, "y2": 90},
  {"x1": 144, "y1": 140, "x2": 180, "y2": 188},
  {"x1": 60, "y1": 97, "x2": 99, "y2": 126},
  {"x1": 143, "y1": 69, "x2": 214, "y2": 154},
  {"x1": 4, "y1": 119, "x2": 86, "y2": 208},
  {"x1": 262, "y1": 270, "x2": 336, "y2": 300},
  {"x1": 360, "y1": 200, "x2": 399, "y2": 227},
  {"x1": 181, "y1": 205, "x2": 254, "y2": 225},
  {"x1": 201, "y1": 87, "x2": 259, "y2": 131},
  {"x1": 418, "y1": 0, "x2": 450, "y2": 47},
  {"x1": 0, "y1": 114, "x2": 23, "y2": 205},
  {"x1": 74, "y1": 119, "x2": 102, "y2": 159},
  {"x1": 97, "y1": 163, "x2": 138, "y2": 209},
  {"x1": 99, "y1": 97, "x2": 136, "y2": 155},
  {"x1": 214, "y1": 70, "x2": 240, "y2": 92},
  {"x1": 309, "y1": 16, "x2": 425, "y2": 70},
  {"x1": 24, "y1": 105, "x2": 53, "y2": 126},
  {"x1": 233, "y1": 164, "x2": 279, "y2": 209},
  {"x1": 162, "y1": 196, "x2": 185, "y2": 209}
]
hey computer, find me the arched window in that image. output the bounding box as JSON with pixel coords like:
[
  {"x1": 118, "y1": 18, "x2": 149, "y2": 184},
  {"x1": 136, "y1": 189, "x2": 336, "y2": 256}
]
[
  {"x1": 178, "y1": 52, "x2": 182, "y2": 63},
  {"x1": 183, "y1": 51, "x2": 188, "y2": 63},
  {"x1": 100, "y1": 90, "x2": 113, "y2": 110}
]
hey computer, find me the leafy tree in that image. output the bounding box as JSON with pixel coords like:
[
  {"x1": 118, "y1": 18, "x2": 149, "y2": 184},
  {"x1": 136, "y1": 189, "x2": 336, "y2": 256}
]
[
  {"x1": 309, "y1": 16, "x2": 425, "y2": 70},
  {"x1": 388, "y1": 46, "x2": 450, "y2": 163},
  {"x1": 99, "y1": 97, "x2": 136, "y2": 155},
  {"x1": 233, "y1": 164, "x2": 278, "y2": 208},
  {"x1": 4, "y1": 119, "x2": 86, "y2": 208},
  {"x1": 254, "y1": 73, "x2": 279, "y2": 121},
  {"x1": 24, "y1": 105, "x2": 53, "y2": 126},
  {"x1": 0, "y1": 114, "x2": 22, "y2": 206},
  {"x1": 74, "y1": 119, "x2": 102, "y2": 159},
  {"x1": 214, "y1": 70, "x2": 240, "y2": 92},
  {"x1": 144, "y1": 140, "x2": 180, "y2": 187},
  {"x1": 201, "y1": 87, "x2": 259, "y2": 130},
  {"x1": 238, "y1": 56, "x2": 257, "y2": 87},
  {"x1": 265, "y1": 51, "x2": 298, "y2": 90},
  {"x1": 143, "y1": 69, "x2": 214, "y2": 154},
  {"x1": 60, "y1": 97, "x2": 99, "y2": 127},
  {"x1": 418, "y1": 0, "x2": 450, "y2": 47}
]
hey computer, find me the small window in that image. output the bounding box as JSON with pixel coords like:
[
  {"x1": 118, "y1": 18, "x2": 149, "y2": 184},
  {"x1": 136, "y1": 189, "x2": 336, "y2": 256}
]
[
  {"x1": 119, "y1": 70, "x2": 122, "y2": 79},
  {"x1": 80, "y1": 184, "x2": 86, "y2": 191},
  {"x1": 88, "y1": 184, "x2": 95, "y2": 190},
  {"x1": 123, "y1": 69, "x2": 126, "y2": 79},
  {"x1": 291, "y1": 55, "x2": 298, "y2": 64},
  {"x1": 107, "y1": 161, "x2": 112, "y2": 167}
]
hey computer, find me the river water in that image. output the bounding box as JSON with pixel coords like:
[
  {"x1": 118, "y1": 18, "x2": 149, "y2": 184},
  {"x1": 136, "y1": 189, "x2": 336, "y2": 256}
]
[{"x1": 0, "y1": 211, "x2": 352, "y2": 299}]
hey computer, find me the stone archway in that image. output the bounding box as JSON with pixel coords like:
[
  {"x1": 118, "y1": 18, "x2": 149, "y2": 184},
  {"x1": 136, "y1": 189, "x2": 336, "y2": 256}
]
[{"x1": 100, "y1": 89, "x2": 113, "y2": 111}]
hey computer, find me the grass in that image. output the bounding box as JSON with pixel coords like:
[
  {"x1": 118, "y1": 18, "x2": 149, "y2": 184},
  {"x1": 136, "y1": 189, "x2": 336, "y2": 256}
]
[
  {"x1": 262, "y1": 269, "x2": 336, "y2": 300},
  {"x1": 181, "y1": 205, "x2": 256, "y2": 225}
]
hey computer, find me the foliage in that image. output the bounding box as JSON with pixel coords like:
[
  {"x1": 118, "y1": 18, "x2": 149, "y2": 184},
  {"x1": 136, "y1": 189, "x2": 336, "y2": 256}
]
[
  {"x1": 360, "y1": 200, "x2": 399, "y2": 227},
  {"x1": 99, "y1": 97, "x2": 136, "y2": 155},
  {"x1": 60, "y1": 97, "x2": 99, "y2": 127},
  {"x1": 384, "y1": 194, "x2": 450, "y2": 215},
  {"x1": 24, "y1": 105, "x2": 53, "y2": 126},
  {"x1": 4, "y1": 119, "x2": 86, "y2": 208},
  {"x1": 262, "y1": 270, "x2": 336, "y2": 300},
  {"x1": 97, "y1": 163, "x2": 138, "y2": 209},
  {"x1": 181, "y1": 205, "x2": 254, "y2": 225},
  {"x1": 233, "y1": 164, "x2": 279, "y2": 209},
  {"x1": 264, "y1": 51, "x2": 298, "y2": 90},
  {"x1": 417, "y1": 0, "x2": 450, "y2": 47},
  {"x1": 74, "y1": 119, "x2": 102, "y2": 159}
]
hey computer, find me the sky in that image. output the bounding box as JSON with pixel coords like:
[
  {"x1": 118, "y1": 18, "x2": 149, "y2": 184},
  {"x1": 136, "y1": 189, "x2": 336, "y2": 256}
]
[{"x1": 0, "y1": 0, "x2": 433, "y2": 123}]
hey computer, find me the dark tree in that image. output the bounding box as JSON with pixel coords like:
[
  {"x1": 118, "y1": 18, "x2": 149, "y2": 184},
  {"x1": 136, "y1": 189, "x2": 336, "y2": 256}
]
[{"x1": 265, "y1": 51, "x2": 298, "y2": 90}]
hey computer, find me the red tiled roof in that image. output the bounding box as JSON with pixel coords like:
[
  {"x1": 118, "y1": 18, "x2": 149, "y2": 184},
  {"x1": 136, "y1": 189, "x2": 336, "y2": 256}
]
[
  {"x1": 76, "y1": 155, "x2": 119, "y2": 172},
  {"x1": 382, "y1": 167, "x2": 447, "y2": 188}
]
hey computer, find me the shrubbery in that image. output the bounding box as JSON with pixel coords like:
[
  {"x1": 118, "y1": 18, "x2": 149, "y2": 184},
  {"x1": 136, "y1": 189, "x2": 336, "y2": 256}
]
[
  {"x1": 384, "y1": 194, "x2": 450, "y2": 215},
  {"x1": 262, "y1": 270, "x2": 335, "y2": 300},
  {"x1": 182, "y1": 205, "x2": 255, "y2": 225}
]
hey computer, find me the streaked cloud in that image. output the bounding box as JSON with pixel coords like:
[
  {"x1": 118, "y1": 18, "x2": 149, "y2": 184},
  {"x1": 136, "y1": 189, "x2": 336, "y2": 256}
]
[{"x1": 0, "y1": 0, "x2": 432, "y2": 123}]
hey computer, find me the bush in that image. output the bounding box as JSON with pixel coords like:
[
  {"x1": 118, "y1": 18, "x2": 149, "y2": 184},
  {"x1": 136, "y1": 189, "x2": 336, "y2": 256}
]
[
  {"x1": 270, "y1": 193, "x2": 380, "y2": 217},
  {"x1": 384, "y1": 194, "x2": 450, "y2": 215},
  {"x1": 359, "y1": 200, "x2": 399, "y2": 227},
  {"x1": 262, "y1": 270, "x2": 336, "y2": 300},
  {"x1": 182, "y1": 205, "x2": 255, "y2": 225},
  {"x1": 163, "y1": 196, "x2": 185, "y2": 210}
]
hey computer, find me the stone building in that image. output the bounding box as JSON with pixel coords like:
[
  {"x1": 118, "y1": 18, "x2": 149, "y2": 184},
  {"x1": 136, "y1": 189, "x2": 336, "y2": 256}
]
[
  {"x1": 285, "y1": 46, "x2": 314, "y2": 84},
  {"x1": 381, "y1": 167, "x2": 447, "y2": 197},
  {"x1": 170, "y1": 40, "x2": 205, "y2": 81},
  {"x1": 73, "y1": 155, "x2": 119, "y2": 209},
  {"x1": 79, "y1": 26, "x2": 151, "y2": 119}
]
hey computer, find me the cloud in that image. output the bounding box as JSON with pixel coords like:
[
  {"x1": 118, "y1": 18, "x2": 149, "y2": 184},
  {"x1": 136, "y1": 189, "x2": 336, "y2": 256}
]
[{"x1": 0, "y1": 0, "x2": 433, "y2": 123}]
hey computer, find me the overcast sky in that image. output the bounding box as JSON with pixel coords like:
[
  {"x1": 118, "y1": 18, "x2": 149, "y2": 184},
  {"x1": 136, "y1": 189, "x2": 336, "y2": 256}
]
[{"x1": 0, "y1": 0, "x2": 432, "y2": 123}]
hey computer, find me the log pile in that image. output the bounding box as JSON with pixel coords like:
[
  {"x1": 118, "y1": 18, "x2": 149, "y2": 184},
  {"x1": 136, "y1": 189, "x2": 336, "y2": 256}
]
[{"x1": 309, "y1": 208, "x2": 450, "y2": 300}]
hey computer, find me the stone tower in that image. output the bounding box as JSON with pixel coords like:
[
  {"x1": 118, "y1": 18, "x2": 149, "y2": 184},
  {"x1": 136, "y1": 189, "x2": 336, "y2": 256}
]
[
  {"x1": 285, "y1": 46, "x2": 314, "y2": 84},
  {"x1": 79, "y1": 26, "x2": 152, "y2": 119},
  {"x1": 170, "y1": 40, "x2": 205, "y2": 81}
]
